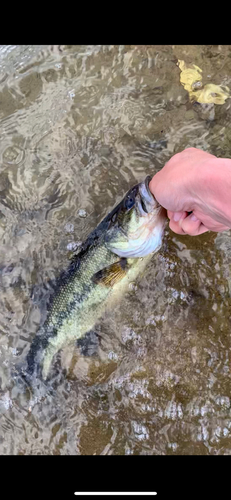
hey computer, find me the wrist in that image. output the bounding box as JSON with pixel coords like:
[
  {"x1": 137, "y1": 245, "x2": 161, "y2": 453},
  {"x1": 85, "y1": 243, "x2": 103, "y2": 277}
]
[{"x1": 192, "y1": 157, "x2": 231, "y2": 227}]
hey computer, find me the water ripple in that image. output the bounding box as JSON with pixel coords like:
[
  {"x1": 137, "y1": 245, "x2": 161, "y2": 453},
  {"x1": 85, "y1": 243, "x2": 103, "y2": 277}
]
[{"x1": 0, "y1": 45, "x2": 231, "y2": 454}]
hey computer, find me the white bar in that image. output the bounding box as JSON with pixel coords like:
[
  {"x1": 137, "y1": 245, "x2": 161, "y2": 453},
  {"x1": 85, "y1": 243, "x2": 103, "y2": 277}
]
[{"x1": 74, "y1": 494, "x2": 157, "y2": 496}]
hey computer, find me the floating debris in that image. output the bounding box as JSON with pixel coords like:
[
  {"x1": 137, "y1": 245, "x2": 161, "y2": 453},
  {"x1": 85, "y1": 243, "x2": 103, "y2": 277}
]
[
  {"x1": 78, "y1": 209, "x2": 87, "y2": 218},
  {"x1": 66, "y1": 241, "x2": 82, "y2": 252},
  {"x1": 194, "y1": 83, "x2": 230, "y2": 104},
  {"x1": 177, "y1": 59, "x2": 230, "y2": 105},
  {"x1": 64, "y1": 223, "x2": 74, "y2": 233},
  {"x1": 178, "y1": 60, "x2": 202, "y2": 94}
]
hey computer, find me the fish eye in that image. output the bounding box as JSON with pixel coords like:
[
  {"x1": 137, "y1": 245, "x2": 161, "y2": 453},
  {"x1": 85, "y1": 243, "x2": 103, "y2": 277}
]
[{"x1": 125, "y1": 195, "x2": 135, "y2": 210}]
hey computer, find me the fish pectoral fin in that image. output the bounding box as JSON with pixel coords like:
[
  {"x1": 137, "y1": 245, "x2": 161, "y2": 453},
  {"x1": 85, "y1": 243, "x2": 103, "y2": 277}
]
[{"x1": 92, "y1": 258, "x2": 128, "y2": 287}]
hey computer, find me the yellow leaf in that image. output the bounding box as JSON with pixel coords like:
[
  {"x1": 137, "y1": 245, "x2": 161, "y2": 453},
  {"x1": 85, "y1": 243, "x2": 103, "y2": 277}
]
[
  {"x1": 194, "y1": 83, "x2": 230, "y2": 105},
  {"x1": 177, "y1": 59, "x2": 230, "y2": 105}
]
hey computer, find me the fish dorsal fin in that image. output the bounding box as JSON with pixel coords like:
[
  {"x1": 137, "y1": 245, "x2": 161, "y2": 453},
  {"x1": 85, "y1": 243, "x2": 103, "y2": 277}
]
[{"x1": 92, "y1": 259, "x2": 128, "y2": 287}]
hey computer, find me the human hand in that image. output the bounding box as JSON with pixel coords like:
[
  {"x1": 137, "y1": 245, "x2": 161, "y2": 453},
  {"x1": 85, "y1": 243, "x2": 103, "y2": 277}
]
[{"x1": 149, "y1": 147, "x2": 231, "y2": 236}]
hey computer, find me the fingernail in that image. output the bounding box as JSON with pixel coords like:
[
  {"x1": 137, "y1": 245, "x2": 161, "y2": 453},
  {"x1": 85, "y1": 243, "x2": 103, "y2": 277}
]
[
  {"x1": 191, "y1": 214, "x2": 198, "y2": 221},
  {"x1": 173, "y1": 212, "x2": 182, "y2": 222}
]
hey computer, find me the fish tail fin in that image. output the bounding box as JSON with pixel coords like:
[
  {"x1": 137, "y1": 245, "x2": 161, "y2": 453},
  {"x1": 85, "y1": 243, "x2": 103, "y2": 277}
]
[{"x1": 12, "y1": 331, "x2": 49, "y2": 391}]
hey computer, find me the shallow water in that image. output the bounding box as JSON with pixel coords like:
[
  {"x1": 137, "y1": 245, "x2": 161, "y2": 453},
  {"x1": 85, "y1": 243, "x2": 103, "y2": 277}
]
[{"x1": 1, "y1": 45, "x2": 231, "y2": 455}]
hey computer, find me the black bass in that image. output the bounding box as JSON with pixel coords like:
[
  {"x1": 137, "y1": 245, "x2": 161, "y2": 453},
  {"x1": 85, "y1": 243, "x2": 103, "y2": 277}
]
[{"x1": 22, "y1": 176, "x2": 166, "y2": 382}]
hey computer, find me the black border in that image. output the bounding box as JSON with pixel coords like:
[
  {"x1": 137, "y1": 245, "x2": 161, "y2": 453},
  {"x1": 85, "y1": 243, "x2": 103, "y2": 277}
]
[
  {"x1": 1, "y1": 456, "x2": 229, "y2": 498},
  {"x1": 0, "y1": 40, "x2": 230, "y2": 498}
]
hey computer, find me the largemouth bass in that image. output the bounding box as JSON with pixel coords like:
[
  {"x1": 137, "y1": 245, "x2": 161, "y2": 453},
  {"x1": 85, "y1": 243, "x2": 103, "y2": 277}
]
[{"x1": 21, "y1": 176, "x2": 166, "y2": 382}]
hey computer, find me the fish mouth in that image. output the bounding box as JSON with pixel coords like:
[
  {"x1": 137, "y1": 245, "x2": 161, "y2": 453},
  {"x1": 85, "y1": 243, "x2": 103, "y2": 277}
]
[
  {"x1": 137, "y1": 175, "x2": 158, "y2": 215},
  {"x1": 144, "y1": 175, "x2": 152, "y2": 193}
]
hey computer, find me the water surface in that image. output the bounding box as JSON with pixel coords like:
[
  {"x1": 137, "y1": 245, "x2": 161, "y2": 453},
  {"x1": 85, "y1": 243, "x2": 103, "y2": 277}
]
[{"x1": 0, "y1": 45, "x2": 231, "y2": 454}]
